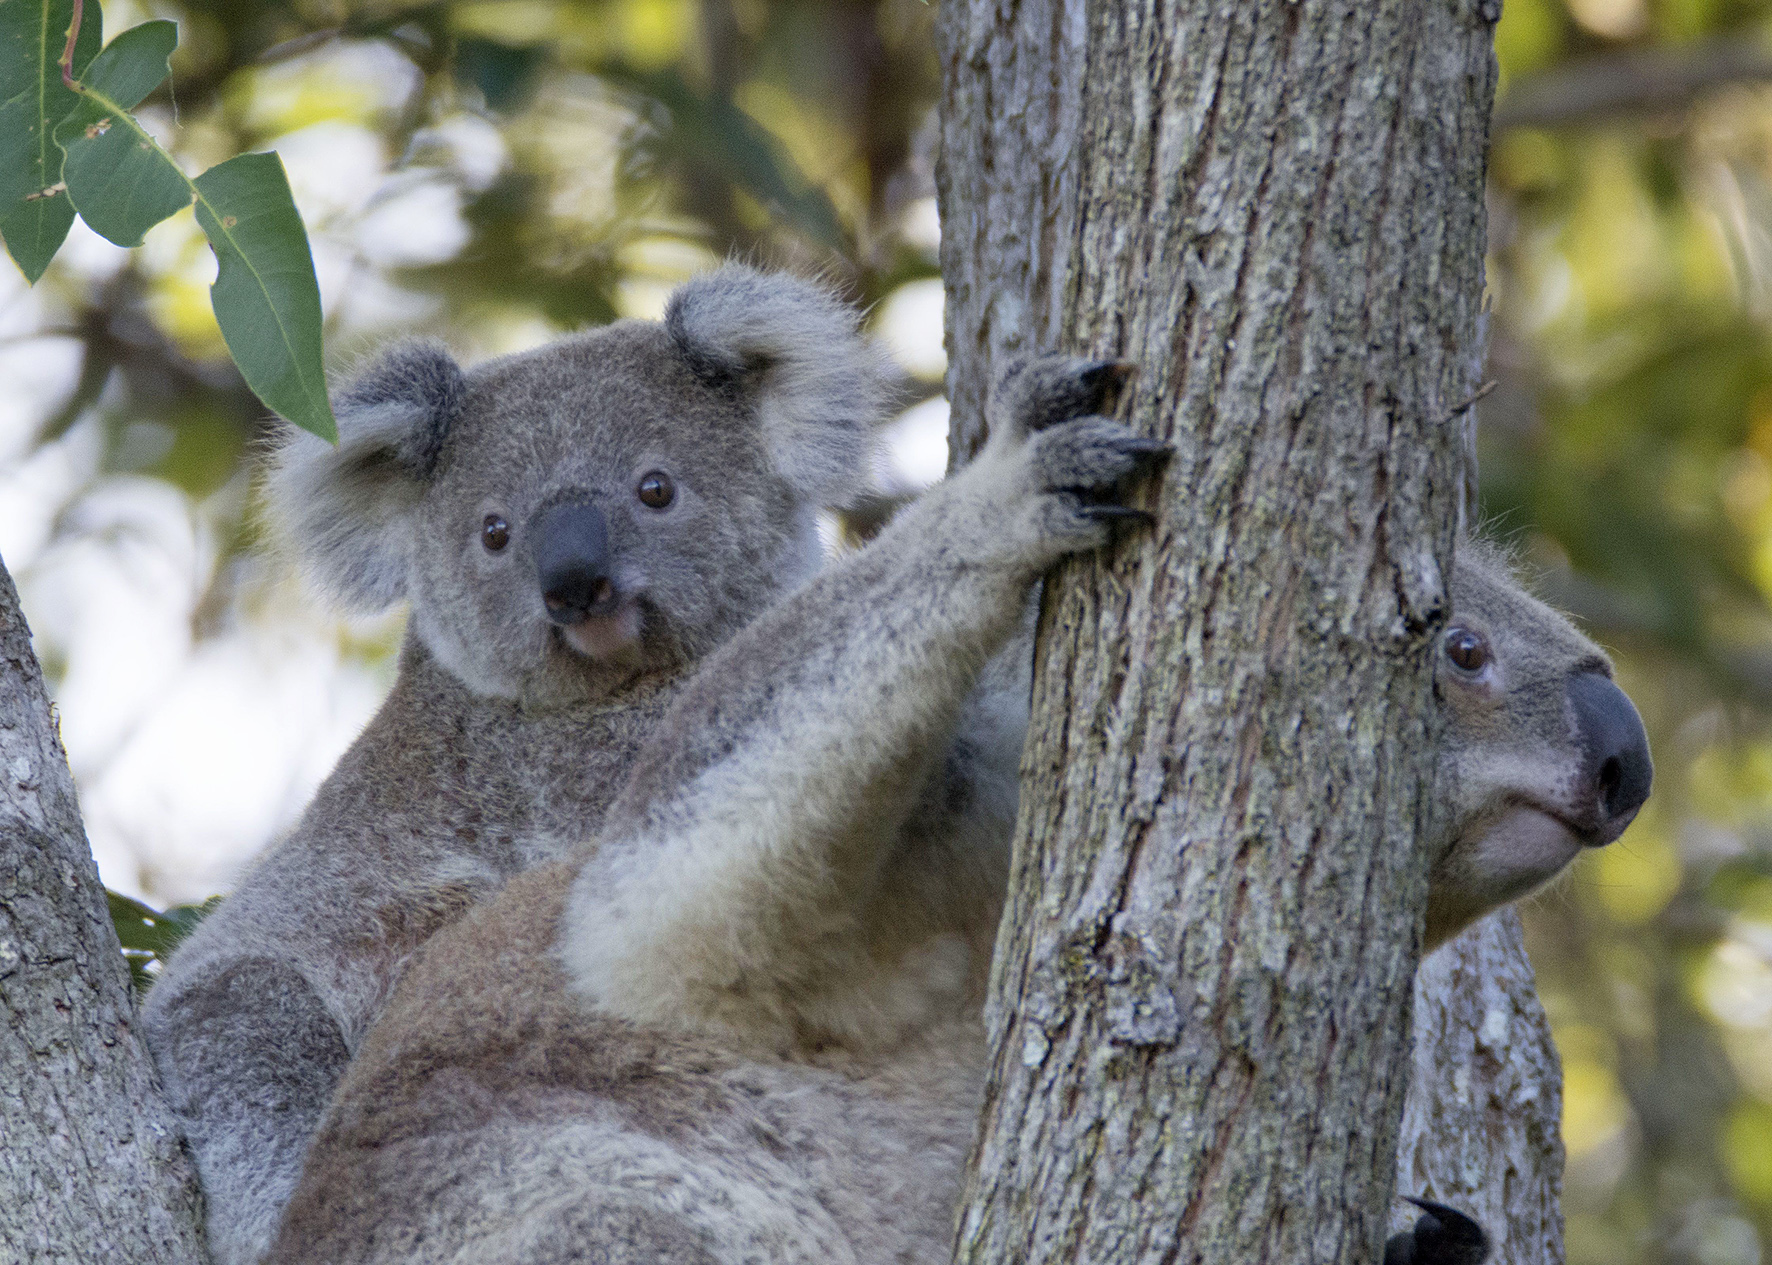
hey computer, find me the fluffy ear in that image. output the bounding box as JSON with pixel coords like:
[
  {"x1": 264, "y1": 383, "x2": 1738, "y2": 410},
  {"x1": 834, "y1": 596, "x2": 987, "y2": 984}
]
[
  {"x1": 665, "y1": 265, "x2": 893, "y2": 507},
  {"x1": 264, "y1": 340, "x2": 466, "y2": 612}
]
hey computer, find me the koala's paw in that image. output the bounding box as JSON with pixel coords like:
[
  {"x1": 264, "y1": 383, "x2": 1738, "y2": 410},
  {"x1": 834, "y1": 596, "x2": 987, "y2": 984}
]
[
  {"x1": 1382, "y1": 1198, "x2": 1490, "y2": 1265},
  {"x1": 991, "y1": 355, "x2": 1136, "y2": 439},
  {"x1": 977, "y1": 355, "x2": 1166, "y2": 562},
  {"x1": 1025, "y1": 415, "x2": 1167, "y2": 544}
]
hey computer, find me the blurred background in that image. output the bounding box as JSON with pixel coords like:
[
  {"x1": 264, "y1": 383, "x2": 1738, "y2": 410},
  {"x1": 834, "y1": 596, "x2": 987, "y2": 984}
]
[{"x1": 0, "y1": 0, "x2": 1765, "y2": 1260}]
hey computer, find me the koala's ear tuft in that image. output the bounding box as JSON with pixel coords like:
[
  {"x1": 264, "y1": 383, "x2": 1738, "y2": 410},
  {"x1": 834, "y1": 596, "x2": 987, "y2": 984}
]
[
  {"x1": 265, "y1": 340, "x2": 467, "y2": 612},
  {"x1": 666, "y1": 265, "x2": 893, "y2": 507},
  {"x1": 332, "y1": 339, "x2": 466, "y2": 478}
]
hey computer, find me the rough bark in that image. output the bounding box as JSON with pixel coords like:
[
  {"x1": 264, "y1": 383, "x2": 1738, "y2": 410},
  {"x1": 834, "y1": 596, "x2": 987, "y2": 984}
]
[
  {"x1": 936, "y1": 2, "x2": 1499, "y2": 1262},
  {"x1": 0, "y1": 554, "x2": 208, "y2": 1264},
  {"x1": 1398, "y1": 913, "x2": 1565, "y2": 1264}
]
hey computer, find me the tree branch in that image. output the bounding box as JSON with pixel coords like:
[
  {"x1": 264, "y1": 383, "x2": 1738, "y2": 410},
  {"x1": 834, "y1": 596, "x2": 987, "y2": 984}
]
[
  {"x1": 1496, "y1": 36, "x2": 1772, "y2": 130},
  {"x1": 0, "y1": 554, "x2": 209, "y2": 1264},
  {"x1": 941, "y1": 2, "x2": 1496, "y2": 1260},
  {"x1": 1398, "y1": 913, "x2": 1566, "y2": 1263}
]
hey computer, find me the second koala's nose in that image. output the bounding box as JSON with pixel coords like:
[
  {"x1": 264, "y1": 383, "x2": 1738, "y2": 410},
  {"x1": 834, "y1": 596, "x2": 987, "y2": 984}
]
[
  {"x1": 1569, "y1": 670, "x2": 1653, "y2": 835},
  {"x1": 532, "y1": 500, "x2": 616, "y2": 625}
]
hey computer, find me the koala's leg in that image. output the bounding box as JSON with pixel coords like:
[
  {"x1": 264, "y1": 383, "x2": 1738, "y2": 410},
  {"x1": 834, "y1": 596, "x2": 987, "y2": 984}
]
[
  {"x1": 143, "y1": 847, "x2": 491, "y2": 1265},
  {"x1": 877, "y1": 608, "x2": 1037, "y2": 971},
  {"x1": 146, "y1": 958, "x2": 351, "y2": 1265},
  {"x1": 559, "y1": 357, "x2": 1165, "y2": 1050}
]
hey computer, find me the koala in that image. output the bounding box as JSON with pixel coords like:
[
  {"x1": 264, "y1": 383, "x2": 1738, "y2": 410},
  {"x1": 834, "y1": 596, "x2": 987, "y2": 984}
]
[
  {"x1": 265, "y1": 357, "x2": 1650, "y2": 1265},
  {"x1": 1424, "y1": 535, "x2": 1652, "y2": 949},
  {"x1": 139, "y1": 266, "x2": 893, "y2": 1265}
]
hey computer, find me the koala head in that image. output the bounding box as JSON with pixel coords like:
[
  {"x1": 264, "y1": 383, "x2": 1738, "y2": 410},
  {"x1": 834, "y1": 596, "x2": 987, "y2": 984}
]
[
  {"x1": 1426, "y1": 541, "x2": 1653, "y2": 948},
  {"x1": 268, "y1": 266, "x2": 891, "y2": 709}
]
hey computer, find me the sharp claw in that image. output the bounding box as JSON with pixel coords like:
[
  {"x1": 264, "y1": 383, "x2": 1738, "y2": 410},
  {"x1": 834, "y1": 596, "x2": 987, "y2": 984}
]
[
  {"x1": 1124, "y1": 437, "x2": 1172, "y2": 460},
  {"x1": 1398, "y1": 1198, "x2": 1490, "y2": 1265},
  {"x1": 1078, "y1": 359, "x2": 1138, "y2": 411},
  {"x1": 1080, "y1": 359, "x2": 1137, "y2": 388},
  {"x1": 1080, "y1": 504, "x2": 1155, "y2": 527}
]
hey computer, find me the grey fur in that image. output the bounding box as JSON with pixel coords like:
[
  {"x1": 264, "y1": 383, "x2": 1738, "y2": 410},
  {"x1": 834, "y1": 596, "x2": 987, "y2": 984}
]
[
  {"x1": 142, "y1": 265, "x2": 891, "y2": 1265},
  {"x1": 666, "y1": 268, "x2": 896, "y2": 508},
  {"x1": 267, "y1": 359, "x2": 1646, "y2": 1263},
  {"x1": 265, "y1": 339, "x2": 466, "y2": 611},
  {"x1": 1424, "y1": 537, "x2": 1645, "y2": 947}
]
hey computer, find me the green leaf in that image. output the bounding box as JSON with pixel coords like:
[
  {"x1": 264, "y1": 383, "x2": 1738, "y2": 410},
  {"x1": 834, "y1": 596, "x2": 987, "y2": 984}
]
[
  {"x1": 53, "y1": 19, "x2": 190, "y2": 248},
  {"x1": 194, "y1": 153, "x2": 337, "y2": 442},
  {"x1": 68, "y1": 15, "x2": 172, "y2": 110},
  {"x1": 107, "y1": 890, "x2": 221, "y2": 992},
  {"x1": 42, "y1": 19, "x2": 335, "y2": 441},
  {"x1": 0, "y1": 0, "x2": 101, "y2": 280}
]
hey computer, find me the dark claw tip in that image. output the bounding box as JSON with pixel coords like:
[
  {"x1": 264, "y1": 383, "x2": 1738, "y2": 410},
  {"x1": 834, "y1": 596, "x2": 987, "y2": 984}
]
[
  {"x1": 1078, "y1": 359, "x2": 1138, "y2": 412},
  {"x1": 1402, "y1": 1196, "x2": 1483, "y2": 1228},
  {"x1": 1080, "y1": 359, "x2": 1138, "y2": 387},
  {"x1": 1081, "y1": 504, "x2": 1155, "y2": 527}
]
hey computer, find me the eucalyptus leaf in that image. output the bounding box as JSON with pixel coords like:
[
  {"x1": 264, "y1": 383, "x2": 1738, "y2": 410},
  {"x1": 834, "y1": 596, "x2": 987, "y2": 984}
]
[
  {"x1": 108, "y1": 890, "x2": 221, "y2": 992},
  {"x1": 0, "y1": 0, "x2": 100, "y2": 280},
  {"x1": 194, "y1": 153, "x2": 337, "y2": 443},
  {"x1": 45, "y1": 19, "x2": 335, "y2": 440},
  {"x1": 54, "y1": 19, "x2": 189, "y2": 248}
]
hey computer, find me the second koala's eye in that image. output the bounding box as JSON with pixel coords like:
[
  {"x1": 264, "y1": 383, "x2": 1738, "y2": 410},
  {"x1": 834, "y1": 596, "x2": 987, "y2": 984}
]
[
  {"x1": 482, "y1": 515, "x2": 510, "y2": 552},
  {"x1": 1444, "y1": 627, "x2": 1490, "y2": 673},
  {"x1": 636, "y1": 471, "x2": 675, "y2": 510}
]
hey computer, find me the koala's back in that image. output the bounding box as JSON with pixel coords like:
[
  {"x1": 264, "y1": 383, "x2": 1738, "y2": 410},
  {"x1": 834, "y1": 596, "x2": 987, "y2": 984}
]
[{"x1": 271, "y1": 864, "x2": 984, "y2": 1265}]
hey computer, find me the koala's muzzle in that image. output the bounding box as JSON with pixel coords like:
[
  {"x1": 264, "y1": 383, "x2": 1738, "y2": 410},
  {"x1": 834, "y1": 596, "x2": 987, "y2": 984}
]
[
  {"x1": 533, "y1": 500, "x2": 618, "y2": 625},
  {"x1": 1568, "y1": 670, "x2": 1652, "y2": 844}
]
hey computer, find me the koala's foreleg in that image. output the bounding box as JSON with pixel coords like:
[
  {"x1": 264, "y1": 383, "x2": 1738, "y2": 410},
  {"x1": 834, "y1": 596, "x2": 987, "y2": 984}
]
[{"x1": 559, "y1": 358, "x2": 1165, "y2": 1052}]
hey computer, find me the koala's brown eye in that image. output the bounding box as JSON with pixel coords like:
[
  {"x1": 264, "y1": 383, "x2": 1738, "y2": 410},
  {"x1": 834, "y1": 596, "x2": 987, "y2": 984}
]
[
  {"x1": 481, "y1": 515, "x2": 510, "y2": 552},
  {"x1": 636, "y1": 471, "x2": 675, "y2": 510},
  {"x1": 1444, "y1": 627, "x2": 1490, "y2": 673}
]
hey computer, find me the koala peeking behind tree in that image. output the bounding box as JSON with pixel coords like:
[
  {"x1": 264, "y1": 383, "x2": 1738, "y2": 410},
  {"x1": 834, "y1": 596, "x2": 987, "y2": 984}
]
[
  {"x1": 139, "y1": 266, "x2": 896, "y2": 1265},
  {"x1": 267, "y1": 357, "x2": 1651, "y2": 1265}
]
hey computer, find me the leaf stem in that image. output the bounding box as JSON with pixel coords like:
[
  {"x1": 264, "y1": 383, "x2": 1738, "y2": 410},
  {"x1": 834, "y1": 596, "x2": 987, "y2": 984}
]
[{"x1": 59, "y1": 0, "x2": 83, "y2": 91}]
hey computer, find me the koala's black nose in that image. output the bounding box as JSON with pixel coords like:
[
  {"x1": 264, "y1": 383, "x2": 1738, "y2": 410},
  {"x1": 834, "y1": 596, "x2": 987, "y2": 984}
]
[
  {"x1": 1569, "y1": 670, "x2": 1653, "y2": 832},
  {"x1": 532, "y1": 500, "x2": 616, "y2": 625}
]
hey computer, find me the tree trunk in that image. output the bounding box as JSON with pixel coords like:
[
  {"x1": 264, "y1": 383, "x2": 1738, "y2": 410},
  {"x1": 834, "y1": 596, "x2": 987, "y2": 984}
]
[
  {"x1": 0, "y1": 555, "x2": 208, "y2": 1264},
  {"x1": 1399, "y1": 914, "x2": 1565, "y2": 1263},
  {"x1": 936, "y1": 3, "x2": 1500, "y2": 1262}
]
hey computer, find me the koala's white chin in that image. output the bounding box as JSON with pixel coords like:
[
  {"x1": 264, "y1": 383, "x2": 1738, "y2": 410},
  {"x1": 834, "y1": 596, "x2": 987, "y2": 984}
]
[
  {"x1": 1425, "y1": 805, "x2": 1586, "y2": 949},
  {"x1": 1470, "y1": 803, "x2": 1587, "y2": 893},
  {"x1": 558, "y1": 604, "x2": 645, "y2": 662}
]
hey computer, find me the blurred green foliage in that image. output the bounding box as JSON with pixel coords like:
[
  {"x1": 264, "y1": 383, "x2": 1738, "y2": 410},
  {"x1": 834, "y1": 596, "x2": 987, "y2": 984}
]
[
  {"x1": 1493, "y1": 2, "x2": 1772, "y2": 1261},
  {"x1": 11, "y1": 0, "x2": 937, "y2": 455},
  {"x1": 18, "y1": 1, "x2": 1772, "y2": 1261},
  {"x1": 0, "y1": 0, "x2": 940, "y2": 668}
]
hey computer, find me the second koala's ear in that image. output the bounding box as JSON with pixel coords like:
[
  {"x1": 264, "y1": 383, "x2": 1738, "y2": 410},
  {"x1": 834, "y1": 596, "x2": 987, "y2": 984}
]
[
  {"x1": 265, "y1": 340, "x2": 466, "y2": 612},
  {"x1": 665, "y1": 265, "x2": 893, "y2": 506}
]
